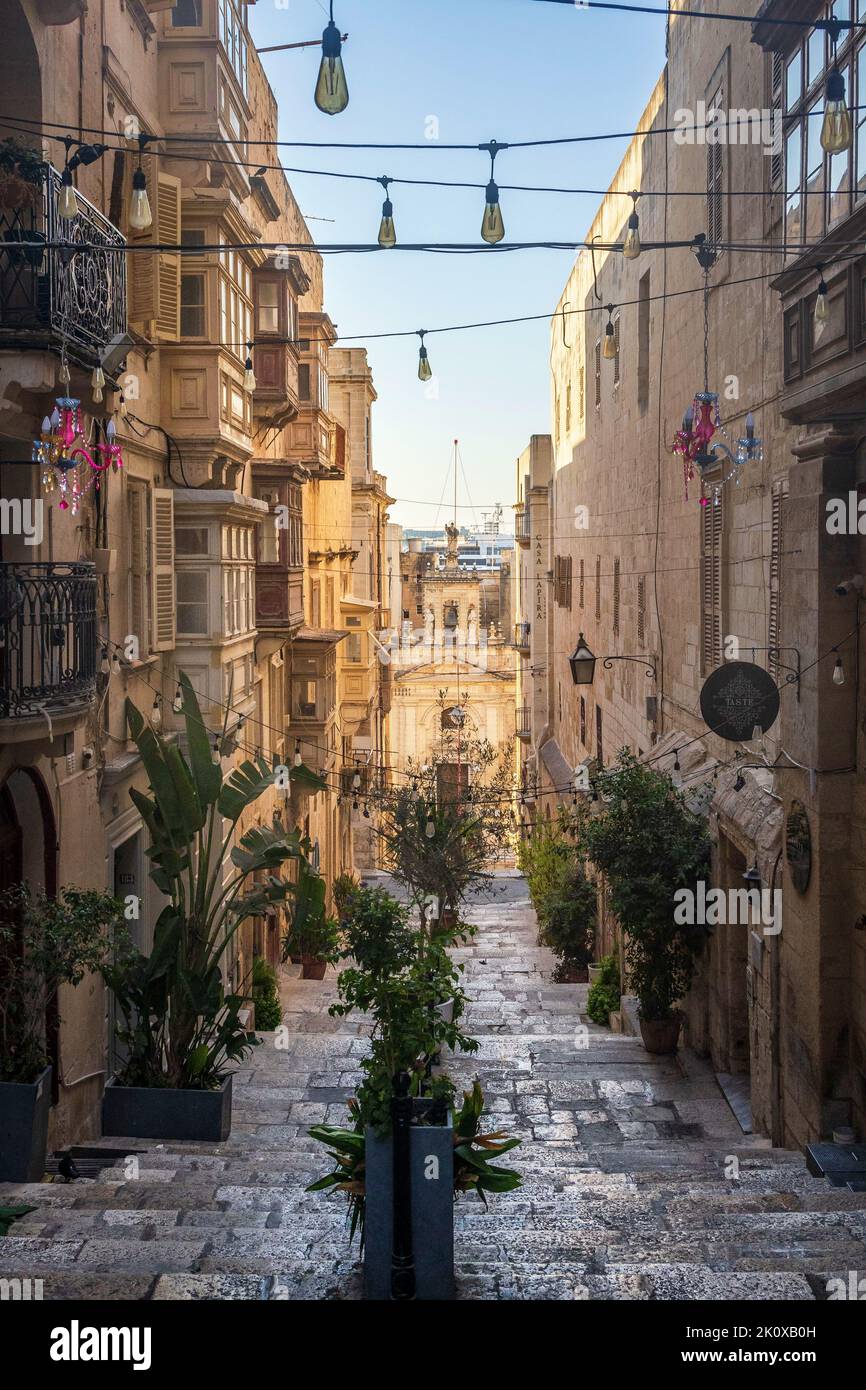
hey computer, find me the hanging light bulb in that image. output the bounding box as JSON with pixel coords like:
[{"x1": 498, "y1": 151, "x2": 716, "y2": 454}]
[
  {"x1": 821, "y1": 63, "x2": 852, "y2": 154},
  {"x1": 623, "y1": 193, "x2": 641, "y2": 260},
  {"x1": 58, "y1": 165, "x2": 80, "y2": 222},
  {"x1": 479, "y1": 140, "x2": 506, "y2": 245},
  {"x1": 363, "y1": 802, "x2": 371, "y2": 819},
  {"x1": 315, "y1": 5, "x2": 349, "y2": 115},
  {"x1": 481, "y1": 178, "x2": 505, "y2": 244},
  {"x1": 352, "y1": 795, "x2": 359, "y2": 811},
  {"x1": 294, "y1": 738, "x2": 303, "y2": 768},
  {"x1": 671, "y1": 750, "x2": 683, "y2": 789},
  {"x1": 151, "y1": 695, "x2": 163, "y2": 731},
  {"x1": 377, "y1": 177, "x2": 396, "y2": 248},
  {"x1": 815, "y1": 273, "x2": 830, "y2": 326},
  {"x1": 352, "y1": 771, "x2": 361, "y2": 791},
  {"x1": 833, "y1": 654, "x2": 846, "y2": 685},
  {"x1": 425, "y1": 816, "x2": 436, "y2": 838},
  {"x1": 172, "y1": 684, "x2": 183, "y2": 714},
  {"x1": 119, "y1": 392, "x2": 128, "y2": 420},
  {"x1": 602, "y1": 307, "x2": 618, "y2": 360},
  {"x1": 129, "y1": 163, "x2": 152, "y2": 232},
  {"x1": 92, "y1": 364, "x2": 105, "y2": 405},
  {"x1": 111, "y1": 651, "x2": 122, "y2": 676},
  {"x1": 243, "y1": 344, "x2": 256, "y2": 393},
  {"x1": 417, "y1": 330, "x2": 432, "y2": 382},
  {"x1": 100, "y1": 647, "x2": 111, "y2": 676}
]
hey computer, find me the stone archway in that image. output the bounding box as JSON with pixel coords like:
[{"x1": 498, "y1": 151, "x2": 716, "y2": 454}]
[{"x1": 0, "y1": 5, "x2": 42, "y2": 148}]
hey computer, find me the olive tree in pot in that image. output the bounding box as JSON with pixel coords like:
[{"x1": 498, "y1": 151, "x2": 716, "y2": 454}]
[
  {"x1": 100, "y1": 673, "x2": 326, "y2": 1141},
  {"x1": 305, "y1": 884, "x2": 520, "y2": 1298},
  {"x1": 0, "y1": 885, "x2": 123, "y2": 1181},
  {"x1": 582, "y1": 751, "x2": 710, "y2": 1054}
]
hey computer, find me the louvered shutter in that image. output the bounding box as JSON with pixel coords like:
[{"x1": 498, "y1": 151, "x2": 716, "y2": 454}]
[
  {"x1": 768, "y1": 483, "x2": 786, "y2": 676},
  {"x1": 701, "y1": 496, "x2": 723, "y2": 672},
  {"x1": 128, "y1": 483, "x2": 148, "y2": 649},
  {"x1": 706, "y1": 83, "x2": 725, "y2": 249},
  {"x1": 155, "y1": 172, "x2": 181, "y2": 341},
  {"x1": 613, "y1": 557, "x2": 620, "y2": 635},
  {"x1": 128, "y1": 152, "x2": 157, "y2": 335},
  {"x1": 151, "y1": 488, "x2": 176, "y2": 651},
  {"x1": 769, "y1": 53, "x2": 783, "y2": 191},
  {"x1": 637, "y1": 576, "x2": 646, "y2": 645}
]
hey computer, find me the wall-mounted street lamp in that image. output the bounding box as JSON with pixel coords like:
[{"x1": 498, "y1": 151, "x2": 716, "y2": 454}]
[
  {"x1": 568, "y1": 634, "x2": 596, "y2": 685},
  {"x1": 602, "y1": 654, "x2": 658, "y2": 680}
]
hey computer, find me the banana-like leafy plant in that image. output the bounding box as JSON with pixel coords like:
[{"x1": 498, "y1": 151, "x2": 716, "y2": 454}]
[{"x1": 102, "y1": 672, "x2": 326, "y2": 1090}]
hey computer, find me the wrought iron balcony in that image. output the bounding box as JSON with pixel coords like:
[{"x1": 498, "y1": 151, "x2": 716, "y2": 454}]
[
  {"x1": 515, "y1": 705, "x2": 531, "y2": 738},
  {"x1": 515, "y1": 508, "x2": 530, "y2": 545},
  {"x1": 0, "y1": 164, "x2": 126, "y2": 367},
  {"x1": 0, "y1": 562, "x2": 97, "y2": 719},
  {"x1": 514, "y1": 621, "x2": 531, "y2": 652}
]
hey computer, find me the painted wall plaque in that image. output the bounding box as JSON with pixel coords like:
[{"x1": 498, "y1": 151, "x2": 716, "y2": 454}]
[
  {"x1": 699, "y1": 661, "x2": 780, "y2": 742},
  {"x1": 785, "y1": 799, "x2": 811, "y2": 894}
]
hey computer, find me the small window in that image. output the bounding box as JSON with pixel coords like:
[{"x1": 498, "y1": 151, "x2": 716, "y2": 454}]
[
  {"x1": 298, "y1": 363, "x2": 311, "y2": 401},
  {"x1": 172, "y1": 0, "x2": 202, "y2": 26},
  {"x1": 180, "y1": 274, "x2": 206, "y2": 338},
  {"x1": 181, "y1": 228, "x2": 206, "y2": 247},
  {"x1": 257, "y1": 281, "x2": 280, "y2": 334},
  {"x1": 175, "y1": 527, "x2": 209, "y2": 556},
  {"x1": 177, "y1": 571, "x2": 208, "y2": 635}
]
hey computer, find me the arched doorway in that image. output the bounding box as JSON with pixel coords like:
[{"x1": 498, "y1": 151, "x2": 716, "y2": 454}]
[
  {"x1": 0, "y1": 766, "x2": 59, "y2": 1098},
  {"x1": 0, "y1": 5, "x2": 42, "y2": 147}
]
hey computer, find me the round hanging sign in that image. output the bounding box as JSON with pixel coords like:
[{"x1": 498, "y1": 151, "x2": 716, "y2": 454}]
[
  {"x1": 785, "y1": 799, "x2": 811, "y2": 894},
  {"x1": 699, "y1": 660, "x2": 780, "y2": 742}
]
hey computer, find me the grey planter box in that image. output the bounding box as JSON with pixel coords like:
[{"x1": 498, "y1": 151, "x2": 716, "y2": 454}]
[
  {"x1": 102, "y1": 1074, "x2": 232, "y2": 1142},
  {"x1": 0, "y1": 1066, "x2": 52, "y2": 1183},
  {"x1": 363, "y1": 1106, "x2": 455, "y2": 1301}
]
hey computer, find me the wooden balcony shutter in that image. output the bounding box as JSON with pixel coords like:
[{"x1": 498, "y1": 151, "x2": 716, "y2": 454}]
[
  {"x1": 151, "y1": 488, "x2": 176, "y2": 651},
  {"x1": 701, "y1": 494, "x2": 723, "y2": 672},
  {"x1": 768, "y1": 481, "x2": 787, "y2": 676},
  {"x1": 128, "y1": 165, "x2": 181, "y2": 340},
  {"x1": 706, "y1": 81, "x2": 725, "y2": 247},
  {"x1": 579, "y1": 557, "x2": 584, "y2": 609},
  {"x1": 637, "y1": 575, "x2": 646, "y2": 645},
  {"x1": 565, "y1": 555, "x2": 572, "y2": 610},
  {"x1": 127, "y1": 482, "x2": 150, "y2": 653},
  {"x1": 156, "y1": 173, "x2": 181, "y2": 341},
  {"x1": 595, "y1": 556, "x2": 601, "y2": 621},
  {"x1": 128, "y1": 152, "x2": 156, "y2": 334},
  {"x1": 613, "y1": 557, "x2": 620, "y2": 635}
]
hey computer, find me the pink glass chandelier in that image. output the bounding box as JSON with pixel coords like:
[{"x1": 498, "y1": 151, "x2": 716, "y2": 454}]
[
  {"x1": 33, "y1": 397, "x2": 123, "y2": 514},
  {"x1": 671, "y1": 251, "x2": 763, "y2": 506}
]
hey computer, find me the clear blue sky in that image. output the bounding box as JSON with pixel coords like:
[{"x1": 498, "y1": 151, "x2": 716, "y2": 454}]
[{"x1": 248, "y1": 0, "x2": 666, "y2": 529}]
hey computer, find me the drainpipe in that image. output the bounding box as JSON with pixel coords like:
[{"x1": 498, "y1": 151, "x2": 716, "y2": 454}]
[{"x1": 769, "y1": 846, "x2": 784, "y2": 1146}]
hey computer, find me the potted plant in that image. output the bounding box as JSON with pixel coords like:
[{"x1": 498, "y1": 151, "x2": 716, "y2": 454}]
[
  {"x1": 306, "y1": 882, "x2": 520, "y2": 1298},
  {"x1": 100, "y1": 673, "x2": 326, "y2": 1141},
  {"x1": 250, "y1": 957, "x2": 282, "y2": 1032},
  {"x1": 0, "y1": 884, "x2": 122, "y2": 1182},
  {"x1": 332, "y1": 870, "x2": 361, "y2": 924},
  {"x1": 281, "y1": 862, "x2": 339, "y2": 979},
  {"x1": 586, "y1": 952, "x2": 621, "y2": 1026},
  {"x1": 582, "y1": 751, "x2": 710, "y2": 1054}
]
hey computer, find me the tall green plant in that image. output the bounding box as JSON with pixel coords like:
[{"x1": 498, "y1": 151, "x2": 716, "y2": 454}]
[
  {"x1": 582, "y1": 751, "x2": 710, "y2": 1022},
  {"x1": 103, "y1": 672, "x2": 326, "y2": 1090},
  {"x1": 0, "y1": 885, "x2": 124, "y2": 1084}
]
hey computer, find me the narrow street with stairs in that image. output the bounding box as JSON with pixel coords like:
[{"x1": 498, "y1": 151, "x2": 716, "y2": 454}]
[{"x1": 2, "y1": 874, "x2": 865, "y2": 1301}]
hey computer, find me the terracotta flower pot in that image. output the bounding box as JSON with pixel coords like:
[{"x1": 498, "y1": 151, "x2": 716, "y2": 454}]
[
  {"x1": 301, "y1": 956, "x2": 327, "y2": 980},
  {"x1": 639, "y1": 1013, "x2": 682, "y2": 1054}
]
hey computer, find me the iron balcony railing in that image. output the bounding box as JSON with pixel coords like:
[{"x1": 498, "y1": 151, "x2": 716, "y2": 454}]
[
  {"x1": 514, "y1": 621, "x2": 531, "y2": 650},
  {"x1": 0, "y1": 164, "x2": 126, "y2": 364},
  {"x1": 0, "y1": 562, "x2": 98, "y2": 719},
  {"x1": 515, "y1": 508, "x2": 530, "y2": 543},
  {"x1": 515, "y1": 705, "x2": 531, "y2": 737}
]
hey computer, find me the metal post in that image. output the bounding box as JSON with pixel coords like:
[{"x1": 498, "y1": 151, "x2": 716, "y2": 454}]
[{"x1": 390, "y1": 1070, "x2": 416, "y2": 1300}]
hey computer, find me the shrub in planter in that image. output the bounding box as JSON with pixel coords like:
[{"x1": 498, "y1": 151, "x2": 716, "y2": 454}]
[
  {"x1": 101, "y1": 673, "x2": 326, "y2": 1136},
  {"x1": 586, "y1": 953, "x2": 621, "y2": 1026},
  {"x1": 544, "y1": 865, "x2": 597, "y2": 982},
  {"x1": 251, "y1": 957, "x2": 282, "y2": 1032},
  {"x1": 332, "y1": 870, "x2": 361, "y2": 924},
  {"x1": 308, "y1": 878, "x2": 520, "y2": 1297},
  {"x1": 281, "y1": 868, "x2": 340, "y2": 979},
  {"x1": 582, "y1": 751, "x2": 710, "y2": 1048},
  {"x1": 517, "y1": 818, "x2": 574, "y2": 933},
  {"x1": 0, "y1": 884, "x2": 123, "y2": 1181}
]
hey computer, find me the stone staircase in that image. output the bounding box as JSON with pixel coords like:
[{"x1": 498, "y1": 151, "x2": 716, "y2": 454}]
[{"x1": 2, "y1": 878, "x2": 865, "y2": 1300}]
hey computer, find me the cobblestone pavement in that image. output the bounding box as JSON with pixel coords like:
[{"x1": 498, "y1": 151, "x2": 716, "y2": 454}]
[{"x1": 3, "y1": 874, "x2": 866, "y2": 1300}]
